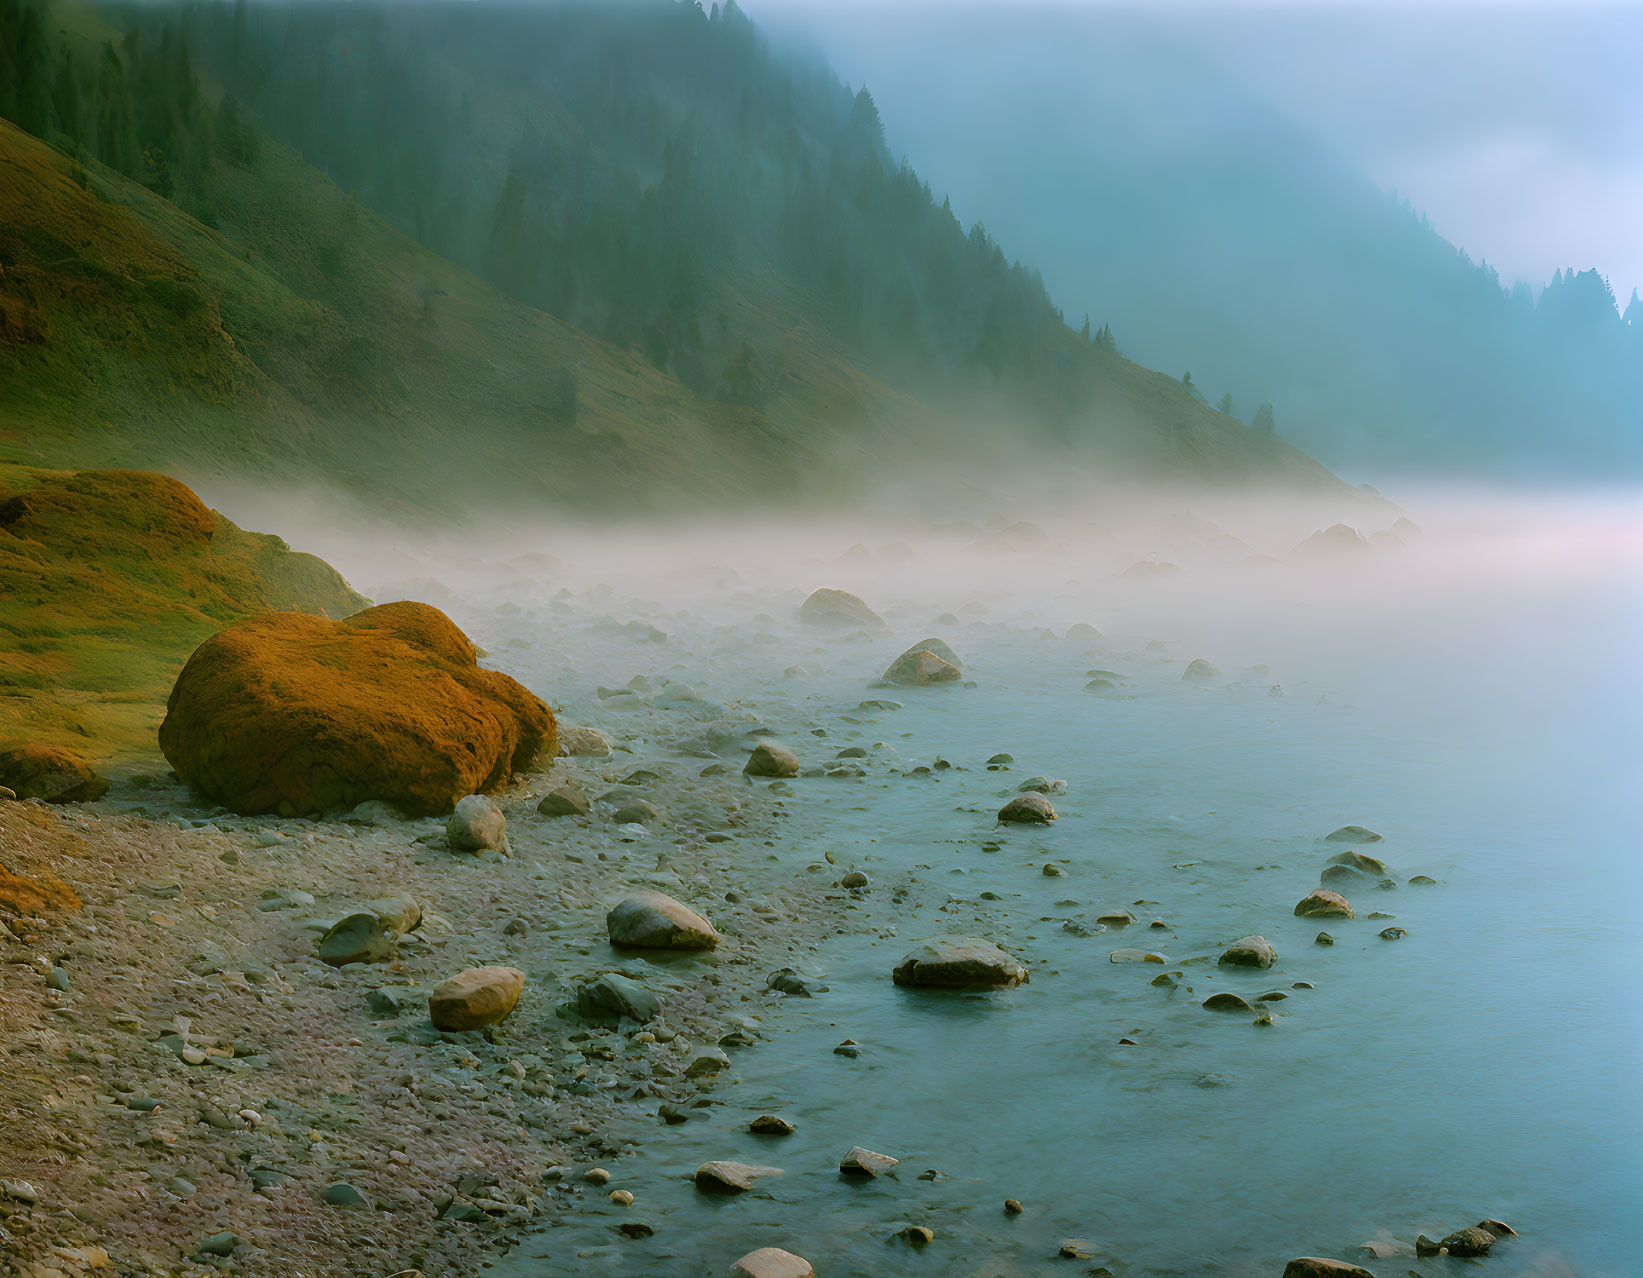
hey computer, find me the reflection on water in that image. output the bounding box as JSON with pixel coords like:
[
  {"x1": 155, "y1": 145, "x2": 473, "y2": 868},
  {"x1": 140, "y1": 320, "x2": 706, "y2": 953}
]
[{"x1": 254, "y1": 488, "x2": 1642, "y2": 1277}]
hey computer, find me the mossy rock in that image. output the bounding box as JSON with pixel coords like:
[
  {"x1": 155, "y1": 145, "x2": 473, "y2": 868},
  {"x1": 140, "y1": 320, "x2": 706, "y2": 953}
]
[{"x1": 159, "y1": 601, "x2": 555, "y2": 816}]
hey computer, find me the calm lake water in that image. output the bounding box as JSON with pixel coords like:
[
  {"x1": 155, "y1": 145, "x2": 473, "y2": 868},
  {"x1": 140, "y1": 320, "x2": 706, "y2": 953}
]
[{"x1": 298, "y1": 489, "x2": 1643, "y2": 1277}]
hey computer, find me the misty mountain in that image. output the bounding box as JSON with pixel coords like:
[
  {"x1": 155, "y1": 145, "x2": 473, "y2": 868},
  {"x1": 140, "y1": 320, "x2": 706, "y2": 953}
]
[{"x1": 803, "y1": 7, "x2": 1641, "y2": 478}]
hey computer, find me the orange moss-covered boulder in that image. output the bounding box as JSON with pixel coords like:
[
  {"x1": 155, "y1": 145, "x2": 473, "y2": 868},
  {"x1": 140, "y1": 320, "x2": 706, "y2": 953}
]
[
  {"x1": 0, "y1": 744, "x2": 110, "y2": 803},
  {"x1": 158, "y1": 601, "x2": 556, "y2": 816}
]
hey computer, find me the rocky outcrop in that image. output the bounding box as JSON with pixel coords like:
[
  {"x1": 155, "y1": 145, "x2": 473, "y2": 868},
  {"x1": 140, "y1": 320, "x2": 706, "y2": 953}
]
[
  {"x1": 0, "y1": 745, "x2": 109, "y2": 804},
  {"x1": 606, "y1": 889, "x2": 720, "y2": 950},
  {"x1": 428, "y1": 966, "x2": 525, "y2": 1030},
  {"x1": 1295, "y1": 889, "x2": 1354, "y2": 919},
  {"x1": 798, "y1": 588, "x2": 886, "y2": 631},
  {"x1": 892, "y1": 937, "x2": 1028, "y2": 987},
  {"x1": 158, "y1": 601, "x2": 555, "y2": 817}
]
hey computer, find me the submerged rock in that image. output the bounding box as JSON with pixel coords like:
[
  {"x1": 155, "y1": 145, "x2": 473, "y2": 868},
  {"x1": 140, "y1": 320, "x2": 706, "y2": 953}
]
[
  {"x1": 1325, "y1": 824, "x2": 1382, "y2": 843},
  {"x1": 1326, "y1": 850, "x2": 1388, "y2": 875},
  {"x1": 997, "y1": 793, "x2": 1056, "y2": 824},
  {"x1": 744, "y1": 742, "x2": 800, "y2": 778},
  {"x1": 158, "y1": 601, "x2": 555, "y2": 817},
  {"x1": 694, "y1": 1161, "x2": 784, "y2": 1194},
  {"x1": 1295, "y1": 889, "x2": 1354, "y2": 919},
  {"x1": 1218, "y1": 935, "x2": 1276, "y2": 968},
  {"x1": 1416, "y1": 1226, "x2": 1499, "y2": 1257},
  {"x1": 428, "y1": 965, "x2": 525, "y2": 1030},
  {"x1": 839, "y1": 1146, "x2": 900, "y2": 1177},
  {"x1": 448, "y1": 794, "x2": 506, "y2": 851},
  {"x1": 607, "y1": 889, "x2": 720, "y2": 950},
  {"x1": 798, "y1": 588, "x2": 886, "y2": 631},
  {"x1": 1202, "y1": 992, "x2": 1256, "y2": 1013},
  {"x1": 0, "y1": 745, "x2": 109, "y2": 804},
  {"x1": 892, "y1": 937, "x2": 1027, "y2": 987},
  {"x1": 1282, "y1": 1260, "x2": 1375, "y2": 1278},
  {"x1": 1182, "y1": 658, "x2": 1221, "y2": 682},
  {"x1": 729, "y1": 1248, "x2": 815, "y2": 1278}
]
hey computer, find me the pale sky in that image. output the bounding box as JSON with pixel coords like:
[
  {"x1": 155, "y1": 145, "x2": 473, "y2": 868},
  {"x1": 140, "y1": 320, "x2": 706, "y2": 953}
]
[{"x1": 761, "y1": 0, "x2": 1643, "y2": 307}]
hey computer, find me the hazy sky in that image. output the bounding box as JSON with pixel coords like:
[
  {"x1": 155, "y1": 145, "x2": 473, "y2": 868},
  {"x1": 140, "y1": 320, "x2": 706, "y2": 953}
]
[{"x1": 763, "y1": 1, "x2": 1643, "y2": 306}]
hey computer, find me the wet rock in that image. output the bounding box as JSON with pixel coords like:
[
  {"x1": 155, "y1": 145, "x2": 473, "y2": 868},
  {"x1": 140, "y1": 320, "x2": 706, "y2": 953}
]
[
  {"x1": 1478, "y1": 1219, "x2": 1518, "y2": 1238},
  {"x1": 321, "y1": 1182, "x2": 370, "y2": 1209},
  {"x1": 607, "y1": 889, "x2": 720, "y2": 950},
  {"x1": 694, "y1": 1161, "x2": 783, "y2": 1194},
  {"x1": 609, "y1": 1189, "x2": 634, "y2": 1206},
  {"x1": 159, "y1": 601, "x2": 554, "y2": 817},
  {"x1": 1017, "y1": 776, "x2": 1065, "y2": 794},
  {"x1": 1416, "y1": 1226, "x2": 1497, "y2": 1257},
  {"x1": 1282, "y1": 1260, "x2": 1374, "y2": 1278},
  {"x1": 619, "y1": 1221, "x2": 654, "y2": 1238},
  {"x1": 893, "y1": 937, "x2": 1028, "y2": 987},
  {"x1": 428, "y1": 966, "x2": 525, "y2": 1030},
  {"x1": 1325, "y1": 824, "x2": 1382, "y2": 843},
  {"x1": 576, "y1": 973, "x2": 661, "y2": 1022},
  {"x1": 611, "y1": 800, "x2": 662, "y2": 825},
  {"x1": 1409, "y1": 874, "x2": 1437, "y2": 886},
  {"x1": 1095, "y1": 909, "x2": 1135, "y2": 927},
  {"x1": 1295, "y1": 889, "x2": 1354, "y2": 919},
  {"x1": 1315, "y1": 931, "x2": 1335, "y2": 946},
  {"x1": 767, "y1": 968, "x2": 828, "y2": 997},
  {"x1": 744, "y1": 742, "x2": 800, "y2": 778},
  {"x1": 1218, "y1": 935, "x2": 1276, "y2": 968},
  {"x1": 0, "y1": 745, "x2": 109, "y2": 804},
  {"x1": 882, "y1": 643, "x2": 962, "y2": 686},
  {"x1": 839, "y1": 1146, "x2": 899, "y2": 1177},
  {"x1": 1202, "y1": 992, "x2": 1256, "y2": 1013},
  {"x1": 684, "y1": 1047, "x2": 731, "y2": 1078},
  {"x1": 1320, "y1": 863, "x2": 1372, "y2": 888},
  {"x1": 798, "y1": 588, "x2": 886, "y2": 631},
  {"x1": 537, "y1": 785, "x2": 590, "y2": 817},
  {"x1": 1327, "y1": 850, "x2": 1388, "y2": 876},
  {"x1": 750, "y1": 1114, "x2": 794, "y2": 1135},
  {"x1": 448, "y1": 794, "x2": 506, "y2": 851},
  {"x1": 1042, "y1": 863, "x2": 1064, "y2": 877},
  {"x1": 559, "y1": 725, "x2": 612, "y2": 757},
  {"x1": 1065, "y1": 623, "x2": 1101, "y2": 640},
  {"x1": 1084, "y1": 678, "x2": 1119, "y2": 692},
  {"x1": 1182, "y1": 658, "x2": 1220, "y2": 682},
  {"x1": 895, "y1": 1225, "x2": 935, "y2": 1245},
  {"x1": 997, "y1": 793, "x2": 1056, "y2": 824},
  {"x1": 728, "y1": 1248, "x2": 815, "y2": 1278},
  {"x1": 835, "y1": 746, "x2": 869, "y2": 759},
  {"x1": 365, "y1": 986, "x2": 422, "y2": 1016},
  {"x1": 1062, "y1": 919, "x2": 1107, "y2": 937},
  {"x1": 840, "y1": 871, "x2": 869, "y2": 890},
  {"x1": 1109, "y1": 949, "x2": 1168, "y2": 963},
  {"x1": 1379, "y1": 927, "x2": 1407, "y2": 941},
  {"x1": 585, "y1": 1168, "x2": 612, "y2": 1185},
  {"x1": 1004, "y1": 1198, "x2": 1024, "y2": 1214},
  {"x1": 318, "y1": 912, "x2": 397, "y2": 967},
  {"x1": 833, "y1": 1039, "x2": 862, "y2": 1058},
  {"x1": 194, "y1": 1232, "x2": 238, "y2": 1259}
]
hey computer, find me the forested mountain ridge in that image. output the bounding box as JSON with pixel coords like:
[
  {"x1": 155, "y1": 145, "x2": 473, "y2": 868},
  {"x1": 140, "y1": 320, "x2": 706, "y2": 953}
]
[{"x1": 0, "y1": 0, "x2": 1348, "y2": 506}]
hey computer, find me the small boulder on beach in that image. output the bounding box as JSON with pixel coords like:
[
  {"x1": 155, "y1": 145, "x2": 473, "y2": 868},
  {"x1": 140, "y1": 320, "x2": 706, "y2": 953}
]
[
  {"x1": 559, "y1": 725, "x2": 612, "y2": 757},
  {"x1": 997, "y1": 792, "x2": 1056, "y2": 824},
  {"x1": 798, "y1": 588, "x2": 886, "y2": 631},
  {"x1": 447, "y1": 794, "x2": 506, "y2": 851},
  {"x1": 576, "y1": 972, "x2": 661, "y2": 1022},
  {"x1": 893, "y1": 936, "x2": 1028, "y2": 987},
  {"x1": 607, "y1": 889, "x2": 720, "y2": 950},
  {"x1": 0, "y1": 745, "x2": 109, "y2": 804},
  {"x1": 428, "y1": 966, "x2": 525, "y2": 1031},
  {"x1": 537, "y1": 785, "x2": 590, "y2": 817},
  {"x1": 1295, "y1": 889, "x2": 1354, "y2": 919},
  {"x1": 744, "y1": 742, "x2": 800, "y2": 778}
]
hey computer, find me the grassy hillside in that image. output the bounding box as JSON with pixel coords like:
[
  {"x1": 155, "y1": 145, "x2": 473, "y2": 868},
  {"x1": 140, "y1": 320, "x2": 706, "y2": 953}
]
[
  {"x1": 0, "y1": 463, "x2": 366, "y2": 764},
  {"x1": 0, "y1": 0, "x2": 1349, "y2": 509}
]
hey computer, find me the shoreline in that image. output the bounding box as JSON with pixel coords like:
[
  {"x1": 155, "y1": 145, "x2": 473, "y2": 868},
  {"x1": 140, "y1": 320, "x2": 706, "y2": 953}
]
[{"x1": 0, "y1": 717, "x2": 846, "y2": 1276}]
